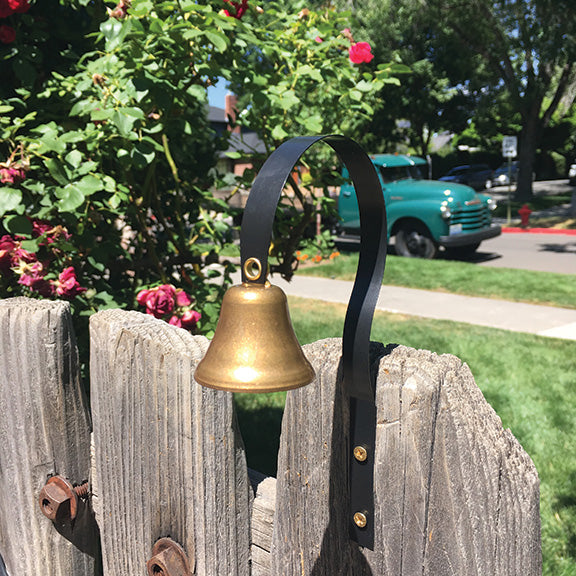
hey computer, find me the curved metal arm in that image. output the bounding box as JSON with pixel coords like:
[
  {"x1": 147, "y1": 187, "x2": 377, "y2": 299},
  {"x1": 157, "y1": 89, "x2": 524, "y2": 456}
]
[{"x1": 240, "y1": 135, "x2": 387, "y2": 401}]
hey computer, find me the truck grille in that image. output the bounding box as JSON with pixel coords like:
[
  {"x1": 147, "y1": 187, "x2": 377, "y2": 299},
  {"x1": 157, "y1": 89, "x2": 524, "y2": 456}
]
[{"x1": 450, "y1": 204, "x2": 491, "y2": 230}]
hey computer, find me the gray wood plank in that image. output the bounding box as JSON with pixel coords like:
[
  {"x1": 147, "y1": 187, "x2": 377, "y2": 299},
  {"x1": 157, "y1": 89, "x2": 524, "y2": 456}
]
[
  {"x1": 271, "y1": 339, "x2": 541, "y2": 575},
  {"x1": 0, "y1": 297, "x2": 97, "y2": 575},
  {"x1": 90, "y1": 309, "x2": 251, "y2": 576}
]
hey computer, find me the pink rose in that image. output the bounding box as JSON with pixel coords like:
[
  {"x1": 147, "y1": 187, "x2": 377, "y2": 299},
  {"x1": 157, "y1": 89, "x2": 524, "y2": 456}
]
[
  {"x1": 223, "y1": 0, "x2": 248, "y2": 19},
  {"x1": 11, "y1": 244, "x2": 36, "y2": 266},
  {"x1": 0, "y1": 24, "x2": 15, "y2": 44},
  {"x1": 137, "y1": 284, "x2": 177, "y2": 318},
  {"x1": 180, "y1": 309, "x2": 201, "y2": 329},
  {"x1": 349, "y1": 42, "x2": 373, "y2": 64},
  {"x1": 55, "y1": 266, "x2": 87, "y2": 298},
  {"x1": 168, "y1": 315, "x2": 182, "y2": 328},
  {"x1": 0, "y1": 166, "x2": 25, "y2": 183},
  {"x1": 31, "y1": 220, "x2": 71, "y2": 244},
  {"x1": 0, "y1": 235, "x2": 16, "y2": 270},
  {"x1": 175, "y1": 289, "x2": 192, "y2": 307},
  {"x1": 16, "y1": 259, "x2": 54, "y2": 296}
]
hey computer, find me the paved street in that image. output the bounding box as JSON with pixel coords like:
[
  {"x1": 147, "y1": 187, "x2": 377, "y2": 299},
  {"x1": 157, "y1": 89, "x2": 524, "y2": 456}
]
[{"x1": 447, "y1": 231, "x2": 576, "y2": 275}]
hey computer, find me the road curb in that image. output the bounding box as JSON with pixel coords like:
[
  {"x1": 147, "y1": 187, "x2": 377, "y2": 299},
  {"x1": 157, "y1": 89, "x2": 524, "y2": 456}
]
[{"x1": 502, "y1": 227, "x2": 576, "y2": 236}]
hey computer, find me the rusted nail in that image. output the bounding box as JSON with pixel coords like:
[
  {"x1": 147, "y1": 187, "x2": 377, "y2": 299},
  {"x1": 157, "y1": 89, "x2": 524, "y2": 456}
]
[
  {"x1": 147, "y1": 537, "x2": 192, "y2": 576},
  {"x1": 38, "y1": 475, "x2": 89, "y2": 522}
]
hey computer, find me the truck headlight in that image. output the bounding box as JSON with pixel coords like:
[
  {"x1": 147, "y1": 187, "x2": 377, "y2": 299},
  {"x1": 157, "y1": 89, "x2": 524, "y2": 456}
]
[{"x1": 440, "y1": 205, "x2": 451, "y2": 219}]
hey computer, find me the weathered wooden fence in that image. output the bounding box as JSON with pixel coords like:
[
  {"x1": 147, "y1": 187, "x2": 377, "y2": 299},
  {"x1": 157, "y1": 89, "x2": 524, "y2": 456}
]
[{"x1": 0, "y1": 297, "x2": 541, "y2": 575}]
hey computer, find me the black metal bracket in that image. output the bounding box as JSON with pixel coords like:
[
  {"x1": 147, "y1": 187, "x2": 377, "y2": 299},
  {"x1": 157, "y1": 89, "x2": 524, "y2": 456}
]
[{"x1": 241, "y1": 135, "x2": 387, "y2": 549}]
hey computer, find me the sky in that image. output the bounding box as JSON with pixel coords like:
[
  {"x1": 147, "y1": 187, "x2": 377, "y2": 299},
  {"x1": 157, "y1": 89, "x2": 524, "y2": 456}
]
[{"x1": 207, "y1": 79, "x2": 229, "y2": 109}]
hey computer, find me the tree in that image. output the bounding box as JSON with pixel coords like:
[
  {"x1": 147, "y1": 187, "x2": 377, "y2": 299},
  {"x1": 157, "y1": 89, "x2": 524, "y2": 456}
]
[
  {"x1": 420, "y1": 0, "x2": 576, "y2": 199},
  {"x1": 324, "y1": 0, "x2": 488, "y2": 157},
  {"x1": 0, "y1": 0, "x2": 398, "y2": 355}
]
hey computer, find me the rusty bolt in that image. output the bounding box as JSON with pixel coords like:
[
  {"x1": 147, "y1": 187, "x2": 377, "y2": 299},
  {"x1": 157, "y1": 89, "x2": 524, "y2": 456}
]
[
  {"x1": 147, "y1": 538, "x2": 192, "y2": 576},
  {"x1": 39, "y1": 475, "x2": 89, "y2": 522}
]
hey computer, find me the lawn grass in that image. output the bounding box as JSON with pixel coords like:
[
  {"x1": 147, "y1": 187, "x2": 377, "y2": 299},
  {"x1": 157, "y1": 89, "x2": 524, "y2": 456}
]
[
  {"x1": 234, "y1": 297, "x2": 576, "y2": 576},
  {"x1": 295, "y1": 253, "x2": 576, "y2": 309}
]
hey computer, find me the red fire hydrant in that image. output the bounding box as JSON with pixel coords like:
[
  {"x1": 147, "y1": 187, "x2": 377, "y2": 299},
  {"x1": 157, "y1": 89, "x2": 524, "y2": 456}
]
[{"x1": 518, "y1": 204, "x2": 532, "y2": 228}]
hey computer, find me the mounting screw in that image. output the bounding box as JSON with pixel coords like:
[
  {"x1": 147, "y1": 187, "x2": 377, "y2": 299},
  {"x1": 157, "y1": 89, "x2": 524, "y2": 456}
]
[
  {"x1": 147, "y1": 537, "x2": 192, "y2": 576},
  {"x1": 39, "y1": 475, "x2": 89, "y2": 522},
  {"x1": 353, "y1": 445, "x2": 368, "y2": 462},
  {"x1": 353, "y1": 511, "x2": 368, "y2": 529}
]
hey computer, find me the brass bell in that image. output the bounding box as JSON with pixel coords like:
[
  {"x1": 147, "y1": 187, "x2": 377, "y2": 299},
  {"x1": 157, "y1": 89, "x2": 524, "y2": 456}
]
[{"x1": 194, "y1": 281, "x2": 315, "y2": 393}]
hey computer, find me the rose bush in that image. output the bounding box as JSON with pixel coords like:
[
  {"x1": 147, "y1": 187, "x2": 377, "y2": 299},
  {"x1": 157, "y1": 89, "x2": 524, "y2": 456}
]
[{"x1": 0, "y1": 0, "x2": 403, "y2": 370}]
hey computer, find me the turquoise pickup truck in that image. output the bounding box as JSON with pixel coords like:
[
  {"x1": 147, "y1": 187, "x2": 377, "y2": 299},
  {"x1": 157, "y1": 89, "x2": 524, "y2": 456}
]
[{"x1": 338, "y1": 154, "x2": 501, "y2": 258}]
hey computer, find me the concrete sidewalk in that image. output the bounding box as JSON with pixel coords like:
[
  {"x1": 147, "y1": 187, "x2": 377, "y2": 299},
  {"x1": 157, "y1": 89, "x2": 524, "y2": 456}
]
[{"x1": 232, "y1": 272, "x2": 576, "y2": 341}]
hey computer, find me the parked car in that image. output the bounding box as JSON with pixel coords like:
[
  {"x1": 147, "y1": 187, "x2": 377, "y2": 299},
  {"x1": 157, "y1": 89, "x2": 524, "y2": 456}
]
[
  {"x1": 569, "y1": 161, "x2": 576, "y2": 186},
  {"x1": 493, "y1": 161, "x2": 519, "y2": 186},
  {"x1": 338, "y1": 154, "x2": 501, "y2": 259},
  {"x1": 439, "y1": 164, "x2": 493, "y2": 191}
]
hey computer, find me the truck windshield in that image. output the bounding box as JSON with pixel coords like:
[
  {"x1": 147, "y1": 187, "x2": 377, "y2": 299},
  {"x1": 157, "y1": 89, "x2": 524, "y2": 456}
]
[{"x1": 379, "y1": 164, "x2": 426, "y2": 183}]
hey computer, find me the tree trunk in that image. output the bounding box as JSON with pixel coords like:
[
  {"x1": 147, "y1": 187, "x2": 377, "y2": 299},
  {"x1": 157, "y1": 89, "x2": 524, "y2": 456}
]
[{"x1": 515, "y1": 108, "x2": 541, "y2": 201}]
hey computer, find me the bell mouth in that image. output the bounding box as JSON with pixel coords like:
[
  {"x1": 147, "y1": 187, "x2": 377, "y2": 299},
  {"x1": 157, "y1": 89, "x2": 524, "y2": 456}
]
[{"x1": 194, "y1": 282, "x2": 316, "y2": 393}]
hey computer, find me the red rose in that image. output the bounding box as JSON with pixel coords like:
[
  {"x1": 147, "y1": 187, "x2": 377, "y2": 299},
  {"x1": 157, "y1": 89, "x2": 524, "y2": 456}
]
[
  {"x1": 0, "y1": 25, "x2": 16, "y2": 44},
  {"x1": 349, "y1": 42, "x2": 374, "y2": 64},
  {"x1": 7, "y1": 0, "x2": 29, "y2": 13},
  {"x1": 0, "y1": 0, "x2": 14, "y2": 18},
  {"x1": 223, "y1": 0, "x2": 248, "y2": 19}
]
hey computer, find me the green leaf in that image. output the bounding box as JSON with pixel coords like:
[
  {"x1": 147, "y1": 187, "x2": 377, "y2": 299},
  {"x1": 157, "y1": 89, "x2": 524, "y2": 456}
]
[
  {"x1": 56, "y1": 184, "x2": 85, "y2": 212},
  {"x1": 101, "y1": 19, "x2": 131, "y2": 51},
  {"x1": 112, "y1": 110, "x2": 138, "y2": 138},
  {"x1": 20, "y1": 238, "x2": 40, "y2": 252},
  {"x1": 349, "y1": 89, "x2": 363, "y2": 102},
  {"x1": 4, "y1": 214, "x2": 32, "y2": 236},
  {"x1": 65, "y1": 150, "x2": 83, "y2": 169},
  {"x1": 77, "y1": 174, "x2": 104, "y2": 196},
  {"x1": 205, "y1": 30, "x2": 228, "y2": 52},
  {"x1": 0, "y1": 105, "x2": 14, "y2": 114},
  {"x1": 131, "y1": 140, "x2": 156, "y2": 169},
  {"x1": 45, "y1": 158, "x2": 69, "y2": 186},
  {"x1": 271, "y1": 124, "x2": 288, "y2": 140},
  {"x1": 219, "y1": 244, "x2": 241, "y2": 257},
  {"x1": 303, "y1": 115, "x2": 323, "y2": 133},
  {"x1": 0, "y1": 188, "x2": 22, "y2": 217},
  {"x1": 355, "y1": 80, "x2": 374, "y2": 93}
]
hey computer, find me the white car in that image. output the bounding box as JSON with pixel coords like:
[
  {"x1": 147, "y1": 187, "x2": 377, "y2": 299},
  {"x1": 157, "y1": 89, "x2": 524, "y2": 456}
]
[{"x1": 569, "y1": 162, "x2": 576, "y2": 186}]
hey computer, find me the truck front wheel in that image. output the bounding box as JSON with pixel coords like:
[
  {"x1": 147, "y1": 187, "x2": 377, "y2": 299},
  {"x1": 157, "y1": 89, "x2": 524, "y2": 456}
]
[{"x1": 395, "y1": 223, "x2": 438, "y2": 259}]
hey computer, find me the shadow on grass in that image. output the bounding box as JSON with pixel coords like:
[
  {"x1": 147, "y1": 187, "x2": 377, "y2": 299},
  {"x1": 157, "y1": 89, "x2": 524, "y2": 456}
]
[{"x1": 234, "y1": 398, "x2": 285, "y2": 477}]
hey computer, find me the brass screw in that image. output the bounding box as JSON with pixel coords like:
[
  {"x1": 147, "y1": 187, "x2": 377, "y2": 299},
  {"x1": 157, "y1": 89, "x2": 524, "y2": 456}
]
[
  {"x1": 353, "y1": 445, "x2": 368, "y2": 462},
  {"x1": 353, "y1": 511, "x2": 368, "y2": 529}
]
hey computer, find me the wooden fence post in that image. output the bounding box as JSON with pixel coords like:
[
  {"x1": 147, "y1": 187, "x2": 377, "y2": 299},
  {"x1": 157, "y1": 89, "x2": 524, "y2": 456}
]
[
  {"x1": 89, "y1": 309, "x2": 251, "y2": 576},
  {"x1": 0, "y1": 298, "x2": 97, "y2": 575},
  {"x1": 269, "y1": 338, "x2": 541, "y2": 576}
]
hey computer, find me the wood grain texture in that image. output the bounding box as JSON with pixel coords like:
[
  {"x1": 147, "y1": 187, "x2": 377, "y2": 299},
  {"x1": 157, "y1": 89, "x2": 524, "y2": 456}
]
[
  {"x1": 249, "y1": 470, "x2": 275, "y2": 576},
  {"x1": 271, "y1": 338, "x2": 541, "y2": 576},
  {"x1": 0, "y1": 297, "x2": 96, "y2": 575},
  {"x1": 90, "y1": 309, "x2": 251, "y2": 576}
]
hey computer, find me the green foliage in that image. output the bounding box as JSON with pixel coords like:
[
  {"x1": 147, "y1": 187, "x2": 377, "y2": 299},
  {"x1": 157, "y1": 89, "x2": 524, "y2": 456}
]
[{"x1": 0, "y1": 0, "x2": 398, "y2": 343}]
